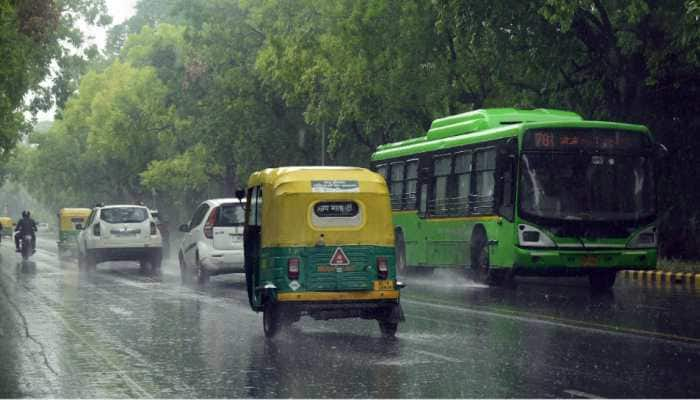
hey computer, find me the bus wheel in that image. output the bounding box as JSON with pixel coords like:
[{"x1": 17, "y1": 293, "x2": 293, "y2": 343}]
[
  {"x1": 589, "y1": 271, "x2": 617, "y2": 291},
  {"x1": 263, "y1": 302, "x2": 280, "y2": 338},
  {"x1": 378, "y1": 320, "x2": 398, "y2": 339},
  {"x1": 395, "y1": 230, "x2": 407, "y2": 276},
  {"x1": 471, "y1": 240, "x2": 503, "y2": 286}
]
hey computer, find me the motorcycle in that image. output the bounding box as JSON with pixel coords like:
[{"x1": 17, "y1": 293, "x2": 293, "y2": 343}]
[{"x1": 19, "y1": 234, "x2": 33, "y2": 260}]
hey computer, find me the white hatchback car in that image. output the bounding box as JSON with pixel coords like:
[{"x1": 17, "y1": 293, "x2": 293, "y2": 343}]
[
  {"x1": 77, "y1": 205, "x2": 163, "y2": 273},
  {"x1": 178, "y1": 198, "x2": 245, "y2": 284}
]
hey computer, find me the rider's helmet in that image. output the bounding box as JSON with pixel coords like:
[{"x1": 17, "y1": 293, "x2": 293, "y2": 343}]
[{"x1": 22, "y1": 210, "x2": 28, "y2": 218}]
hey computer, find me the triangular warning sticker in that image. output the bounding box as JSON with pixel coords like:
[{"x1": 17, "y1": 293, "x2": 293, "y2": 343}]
[{"x1": 329, "y1": 247, "x2": 350, "y2": 266}]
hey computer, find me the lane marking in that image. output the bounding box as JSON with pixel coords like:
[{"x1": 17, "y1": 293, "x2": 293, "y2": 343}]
[
  {"x1": 564, "y1": 389, "x2": 605, "y2": 399},
  {"x1": 413, "y1": 349, "x2": 464, "y2": 363},
  {"x1": 403, "y1": 298, "x2": 700, "y2": 347}
]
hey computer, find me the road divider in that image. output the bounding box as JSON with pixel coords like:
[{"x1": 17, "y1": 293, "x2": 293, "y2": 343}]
[{"x1": 621, "y1": 270, "x2": 700, "y2": 287}]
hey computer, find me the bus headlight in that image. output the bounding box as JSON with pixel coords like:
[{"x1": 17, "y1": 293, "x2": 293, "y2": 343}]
[
  {"x1": 627, "y1": 225, "x2": 657, "y2": 248},
  {"x1": 518, "y1": 224, "x2": 556, "y2": 248}
]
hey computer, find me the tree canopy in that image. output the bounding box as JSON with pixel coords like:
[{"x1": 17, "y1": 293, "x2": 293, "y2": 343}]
[{"x1": 9, "y1": 0, "x2": 700, "y2": 256}]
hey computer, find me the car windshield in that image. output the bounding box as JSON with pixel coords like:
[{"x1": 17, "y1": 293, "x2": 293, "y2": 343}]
[
  {"x1": 100, "y1": 207, "x2": 149, "y2": 224},
  {"x1": 217, "y1": 204, "x2": 244, "y2": 227},
  {"x1": 519, "y1": 152, "x2": 655, "y2": 221}
]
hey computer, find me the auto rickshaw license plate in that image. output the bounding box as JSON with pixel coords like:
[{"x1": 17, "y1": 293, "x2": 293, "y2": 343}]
[
  {"x1": 373, "y1": 280, "x2": 394, "y2": 290},
  {"x1": 581, "y1": 255, "x2": 598, "y2": 267}
]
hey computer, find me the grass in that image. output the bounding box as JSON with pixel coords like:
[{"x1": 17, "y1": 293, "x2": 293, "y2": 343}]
[{"x1": 656, "y1": 258, "x2": 700, "y2": 274}]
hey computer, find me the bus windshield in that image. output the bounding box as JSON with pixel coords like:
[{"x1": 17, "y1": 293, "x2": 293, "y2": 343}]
[{"x1": 519, "y1": 152, "x2": 655, "y2": 222}]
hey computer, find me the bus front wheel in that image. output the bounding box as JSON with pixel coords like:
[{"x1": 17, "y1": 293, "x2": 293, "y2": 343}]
[
  {"x1": 589, "y1": 271, "x2": 617, "y2": 291},
  {"x1": 471, "y1": 239, "x2": 504, "y2": 286}
]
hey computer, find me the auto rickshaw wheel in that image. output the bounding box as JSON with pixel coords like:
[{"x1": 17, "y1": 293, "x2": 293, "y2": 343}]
[
  {"x1": 378, "y1": 320, "x2": 398, "y2": 339},
  {"x1": 263, "y1": 302, "x2": 280, "y2": 338}
]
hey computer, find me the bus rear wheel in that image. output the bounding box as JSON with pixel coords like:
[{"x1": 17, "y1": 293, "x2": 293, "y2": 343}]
[{"x1": 589, "y1": 271, "x2": 617, "y2": 291}]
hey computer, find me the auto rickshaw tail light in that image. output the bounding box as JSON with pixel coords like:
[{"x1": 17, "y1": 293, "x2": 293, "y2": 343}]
[
  {"x1": 377, "y1": 256, "x2": 388, "y2": 279},
  {"x1": 288, "y1": 258, "x2": 300, "y2": 280},
  {"x1": 204, "y1": 207, "x2": 219, "y2": 239}
]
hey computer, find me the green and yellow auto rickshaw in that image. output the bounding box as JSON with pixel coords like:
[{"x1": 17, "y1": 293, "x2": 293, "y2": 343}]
[
  {"x1": 239, "y1": 167, "x2": 404, "y2": 339},
  {"x1": 0, "y1": 216, "x2": 14, "y2": 237},
  {"x1": 57, "y1": 208, "x2": 92, "y2": 259}
]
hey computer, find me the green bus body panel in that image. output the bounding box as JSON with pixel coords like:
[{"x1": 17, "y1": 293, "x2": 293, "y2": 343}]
[
  {"x1": 259, "y1": 245, "x2": 395, "y2": 293},
  {"x1": 374, "y1": 108, "x2": 658, "y2": 274},
  {"x1": 372, "y1": 119, "x2": 650, "y2": 162}
]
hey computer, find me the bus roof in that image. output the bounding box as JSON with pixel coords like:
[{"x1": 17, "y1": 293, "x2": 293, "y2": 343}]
[{"x1": 372, "y1": 108, "x2": 650, "y2": 161}]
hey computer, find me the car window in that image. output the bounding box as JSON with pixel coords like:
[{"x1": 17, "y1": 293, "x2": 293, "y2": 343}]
[
  {"x1": 190, "y1": 203, "x2": 210, "y2": 229},
  {"x1": 100, "y1": 207, "x2": 148, "y2": 223},
  {"x1": 217, "y1": 204, "x2": 244, "y2": 227}
]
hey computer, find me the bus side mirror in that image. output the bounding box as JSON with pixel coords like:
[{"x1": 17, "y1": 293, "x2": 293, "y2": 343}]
[
  {"x1": 655, "y1": 143, "x2": 668, "y2": 159},
  {"x1": 235, "y1": 189, "x2": 245, "y2": 202}
]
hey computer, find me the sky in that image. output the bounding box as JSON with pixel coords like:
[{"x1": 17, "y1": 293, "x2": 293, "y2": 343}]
[{"x1": 31, "y1": 0, "x2": 138, "y2": 121}]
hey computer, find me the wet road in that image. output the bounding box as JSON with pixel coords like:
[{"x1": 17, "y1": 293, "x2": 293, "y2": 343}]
[{"x1": 1, "y1": 235, "x2": 698, "y2": 398}]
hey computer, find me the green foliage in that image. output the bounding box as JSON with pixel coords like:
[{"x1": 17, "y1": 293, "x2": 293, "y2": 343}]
[{"x1": 11, "y1": 0, "x2": 700, "y2": 257}]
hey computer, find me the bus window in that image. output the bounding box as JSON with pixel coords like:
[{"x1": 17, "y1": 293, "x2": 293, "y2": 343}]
[
  {"x1": 455, "y1": 151, "x2": 472, "y2": 214},
  {"x1": 431, "y1": 155, "x2": 452, "y2": 215},
  {"x1": 474, "y1": 148, "x2": 496, "y2": 214},
  {"x1": 390, "y1": 162, "x2": 404, "y2": 210},
  {"x1": 405, "y1": 160, "x2": 419, "y2": 210},
  {"x1": 376, "y1": 164, "x2": 387, "y2": 181}
]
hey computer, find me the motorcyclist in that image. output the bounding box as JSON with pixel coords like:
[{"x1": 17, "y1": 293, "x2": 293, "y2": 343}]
[{"x1": 15, "y1": 210, "x2": 37, "y2": 253}]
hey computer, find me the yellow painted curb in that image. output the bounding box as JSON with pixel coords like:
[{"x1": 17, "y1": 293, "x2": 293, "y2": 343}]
[{"x1": 620, "y1": 269, "x2": 699, "y2": 286}]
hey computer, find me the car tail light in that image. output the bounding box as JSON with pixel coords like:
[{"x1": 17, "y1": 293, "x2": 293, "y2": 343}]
[
  {"x1": 377, "y1": 256, "x2": 388, "y2": 279},
  {"x1": 150, "y1": 222, "x2": 157, "y2": 235},
  {"x1": 288, "y1": 258, "x2": 300, "y2": 280},
  {"x1": 204, "y1": 207, "x2": 218, "y2": 239},
  {"x1": 93, "y1": 223, "x2": 100, "y2": 236}
]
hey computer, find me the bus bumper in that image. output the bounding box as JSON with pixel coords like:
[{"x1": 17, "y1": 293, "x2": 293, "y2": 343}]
[{"x1": 512, "y1": 247, "x2": 656, "y2": 276}]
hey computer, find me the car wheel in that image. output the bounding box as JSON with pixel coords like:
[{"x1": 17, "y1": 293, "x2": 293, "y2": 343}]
[
  {"x1": 263, "y1": 302, "x2": 280, "y2": 338},
  {"x1": 195, "y1": 255, "x2": 209, "y2": 285},
  {"x1": 85, "y1": 251, "x2": 97, "y2": 271},
  {"x1": 150, "y1": 251, "x2": 162, "y2": 276},
  {"x1": 179, "y1": 253, "x2": 192, "y2": 284}
]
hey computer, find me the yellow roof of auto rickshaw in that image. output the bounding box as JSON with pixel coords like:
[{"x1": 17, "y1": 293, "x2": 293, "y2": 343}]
[
  {"x1": 58, "y1": 208, "x2": 92, "y2": 217},
  {"x1": 247, "y1": 166, "x2": 388, "y2": 194},
  {"x1": 0, "y1": 216, "x2": 13, "y2": 223}
]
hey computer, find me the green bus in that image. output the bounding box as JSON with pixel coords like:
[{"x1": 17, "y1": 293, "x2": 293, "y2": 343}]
[{"x1": 370, "y1": 108, "x2": 664, "y2": 290}]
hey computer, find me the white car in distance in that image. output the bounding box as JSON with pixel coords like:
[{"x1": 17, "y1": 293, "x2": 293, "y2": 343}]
[
  {"x1": 77, "y1": 204, "x2": 163, "y2": 273},
  {"x1": 178, "y1": 198, "x2": 245, "y2": 284}
]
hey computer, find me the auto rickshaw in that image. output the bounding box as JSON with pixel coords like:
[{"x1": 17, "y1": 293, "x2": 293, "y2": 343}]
[
  {"x1": 57, "y1": 208, "x2": 92, "y2": 259},
  {"x1": 238, "y1": 167, "x2": 404, "y2": 338},
  {"x1": 0, "y1": 216, "x2": 14, "y2": 237}
]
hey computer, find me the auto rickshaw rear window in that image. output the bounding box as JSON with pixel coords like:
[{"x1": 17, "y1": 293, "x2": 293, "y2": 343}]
[{"x1": 313, "y1": 201, "x2": 359, "y2": 218}]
